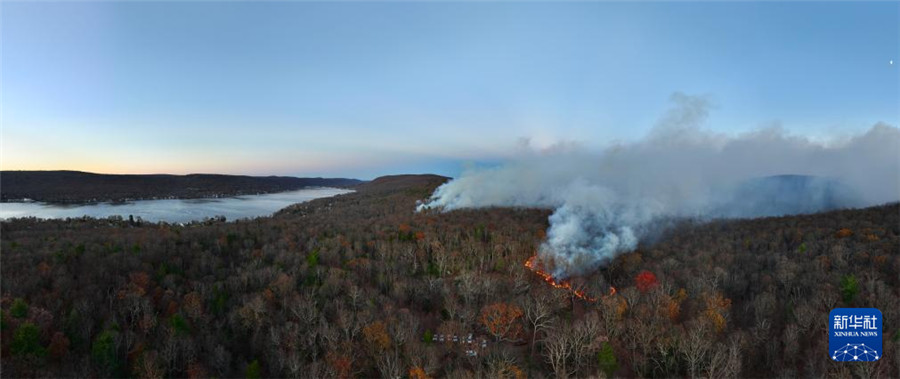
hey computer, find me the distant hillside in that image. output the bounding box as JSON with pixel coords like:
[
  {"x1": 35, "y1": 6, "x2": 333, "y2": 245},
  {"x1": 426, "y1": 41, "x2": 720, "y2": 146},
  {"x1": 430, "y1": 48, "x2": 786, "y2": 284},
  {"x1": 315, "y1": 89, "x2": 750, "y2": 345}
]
[
  {"x1": 357, "y1": 174, "x2": 450, "y2": 193},
  {"x1": 712, "y1": 174, "x2": 864, "y2": 218},
  {"x1": 0, "y1": 170, "x2": 364, "y2": 203}
]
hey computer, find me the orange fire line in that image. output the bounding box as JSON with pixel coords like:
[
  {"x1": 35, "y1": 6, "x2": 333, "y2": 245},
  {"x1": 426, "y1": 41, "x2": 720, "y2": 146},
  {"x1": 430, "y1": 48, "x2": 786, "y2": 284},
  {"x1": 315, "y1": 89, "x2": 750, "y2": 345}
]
[{"x1": 524, "y1": 255, "x2": 599, "y2": 302}]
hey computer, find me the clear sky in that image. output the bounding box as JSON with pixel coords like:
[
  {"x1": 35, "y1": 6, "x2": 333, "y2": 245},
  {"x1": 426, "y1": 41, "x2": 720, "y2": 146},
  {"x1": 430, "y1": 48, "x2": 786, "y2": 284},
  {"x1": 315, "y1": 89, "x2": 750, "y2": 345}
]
[{"x1": 2, "y1": 1, "x2": 897, "y2": 179}]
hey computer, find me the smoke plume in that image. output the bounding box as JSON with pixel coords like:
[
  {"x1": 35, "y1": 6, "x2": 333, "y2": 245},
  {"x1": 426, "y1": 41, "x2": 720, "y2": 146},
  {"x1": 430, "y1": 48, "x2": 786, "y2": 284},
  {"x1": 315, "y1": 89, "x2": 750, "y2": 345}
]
[{"x1": 418, "y1": 93, "x2": 900, "y2": 278}]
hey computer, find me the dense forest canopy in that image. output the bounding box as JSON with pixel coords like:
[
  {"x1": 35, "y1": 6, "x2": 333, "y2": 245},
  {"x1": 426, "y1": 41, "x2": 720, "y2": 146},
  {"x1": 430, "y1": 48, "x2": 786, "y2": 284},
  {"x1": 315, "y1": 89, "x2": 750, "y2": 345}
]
[{"x1": 1, "y1": 174, "x2": 898, "y2": 378}]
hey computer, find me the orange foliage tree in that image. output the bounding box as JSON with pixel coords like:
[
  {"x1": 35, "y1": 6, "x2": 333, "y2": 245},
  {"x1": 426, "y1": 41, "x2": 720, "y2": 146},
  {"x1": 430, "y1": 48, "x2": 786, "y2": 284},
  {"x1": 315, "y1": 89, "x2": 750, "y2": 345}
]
[
  {"x1": 409, "y1": 366, "x2": 430, "y2": 379},
  {"x1": 480, "y1": 302, "x2": 524, "y2": 342},
  {"x1": 666, "y1": 288, "x2": 688, "y2": 321},
  {"x1": 704, "y1": 292, "x2": 732, "y2": 333},
  {"x1": 363, "y1": 321, "x2": 392, "y2": 352}
]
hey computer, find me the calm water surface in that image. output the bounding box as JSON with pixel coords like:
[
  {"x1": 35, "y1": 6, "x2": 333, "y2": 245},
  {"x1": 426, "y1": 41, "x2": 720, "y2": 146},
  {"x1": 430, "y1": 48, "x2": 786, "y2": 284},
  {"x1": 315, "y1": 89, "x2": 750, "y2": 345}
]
[{"x1": 0, "y1": 188, "x2": 353, "y2": 223}]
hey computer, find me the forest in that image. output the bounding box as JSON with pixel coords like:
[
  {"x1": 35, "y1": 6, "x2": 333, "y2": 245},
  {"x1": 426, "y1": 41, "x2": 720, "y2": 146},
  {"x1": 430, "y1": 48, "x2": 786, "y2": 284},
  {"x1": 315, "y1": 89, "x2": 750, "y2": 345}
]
[
  {"x1": 0, "y1": 171, "x2": 361, "y2": 203},
  {"x1": 1, "y1": 174, "x2": 898, "y2": 378}
]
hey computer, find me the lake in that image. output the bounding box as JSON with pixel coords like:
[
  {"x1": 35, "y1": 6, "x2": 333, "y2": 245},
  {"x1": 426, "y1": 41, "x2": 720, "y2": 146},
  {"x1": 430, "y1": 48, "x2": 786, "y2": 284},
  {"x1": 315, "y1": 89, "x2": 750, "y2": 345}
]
[{"x1": 0, "y1": 187, "x2": 353, "y2": 223}]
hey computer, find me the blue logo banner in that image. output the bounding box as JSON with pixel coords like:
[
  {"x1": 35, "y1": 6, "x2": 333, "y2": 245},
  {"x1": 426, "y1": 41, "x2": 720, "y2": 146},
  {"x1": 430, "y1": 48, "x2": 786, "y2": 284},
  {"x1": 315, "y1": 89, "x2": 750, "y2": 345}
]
[{"x1": 829, "y1": 308, "x2": 882, "y2": 362}]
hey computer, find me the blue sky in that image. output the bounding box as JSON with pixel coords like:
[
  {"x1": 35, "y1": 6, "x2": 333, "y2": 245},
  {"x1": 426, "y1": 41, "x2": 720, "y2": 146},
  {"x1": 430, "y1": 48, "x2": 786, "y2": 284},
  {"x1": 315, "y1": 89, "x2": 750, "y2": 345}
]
[{"x1": 2, "y1": 1, "x2": 897, "y2": 179}]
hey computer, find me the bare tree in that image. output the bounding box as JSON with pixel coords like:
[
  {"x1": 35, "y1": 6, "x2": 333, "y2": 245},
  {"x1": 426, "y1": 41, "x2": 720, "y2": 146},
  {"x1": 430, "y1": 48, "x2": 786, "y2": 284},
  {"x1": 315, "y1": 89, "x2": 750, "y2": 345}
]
[
  {"x1": 290, "y1": 292, "x2": 319, "y2": 331},
  {"x1": 375, "y1": 350, "x2": 403, "y2": 379},
  {"x1": 570, "y1": 313, "x2": 603, "y2": 374},
  {"x1": 211, "y1": 344, "x2": 232, "y2": 376},
  {"x1": 679, "y1": 320, "x2": 712, "y2": 378},
  {"x1": 723, "y1": 334, "x2": 743, "y2": 378},
  {"x1": 522, "y1": 291, "x2": 556, "y2": 357},
  {"x1": 347, "y1": 285, "x2": 364, "y2": 312},
  {"x1": 543, "y1": 326, "x2": 575, "y2": 379},
  {"x1": 599, "y1": 296, "x2": 622, "y2": 338},
  {"x1": 457, "y1": 272, "x2": 479, "y2": 305},
  {"x1": 389, "y1": 310, "x2": 419, "y2": 348},
  {"x1": 704, "y1": 342, "x2": 728, "y2": 378},
  {"x1": 286, "y1": 352, "x2": 302, "y2": 379},
  {"x1": 486, "y1": 345, "x2": 521, "y2": 378},
  {"x1": 336, "y1": 304, "x2": 360, "y2": 341}
]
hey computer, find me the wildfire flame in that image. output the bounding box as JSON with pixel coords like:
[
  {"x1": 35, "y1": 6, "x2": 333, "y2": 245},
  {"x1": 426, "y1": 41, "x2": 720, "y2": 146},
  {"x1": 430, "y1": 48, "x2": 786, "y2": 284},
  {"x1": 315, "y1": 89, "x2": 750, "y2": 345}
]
[{"x1": 524, "y1": 255, "x2": 600, "y2": 302}]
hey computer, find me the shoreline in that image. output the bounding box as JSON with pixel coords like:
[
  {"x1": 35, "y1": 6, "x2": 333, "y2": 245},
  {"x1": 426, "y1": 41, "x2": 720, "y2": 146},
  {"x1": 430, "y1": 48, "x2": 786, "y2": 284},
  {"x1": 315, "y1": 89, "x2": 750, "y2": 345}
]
[
  {"x1": 0, "y1": 170, "x2": 364, "y2": 204},
  {"x1": 0, "y1": 187, "x2": 354, "y2": 223},
  {"x1": 0, "y1": 186, "x2": 350, "y2": 206}
]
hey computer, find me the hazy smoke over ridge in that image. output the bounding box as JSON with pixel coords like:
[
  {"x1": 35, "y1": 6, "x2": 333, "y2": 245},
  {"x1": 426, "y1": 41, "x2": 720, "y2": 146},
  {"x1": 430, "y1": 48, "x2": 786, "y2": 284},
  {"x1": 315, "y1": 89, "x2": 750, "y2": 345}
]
[{"x1": 419, "y1": 93, "x2": 900, "y2": 278}]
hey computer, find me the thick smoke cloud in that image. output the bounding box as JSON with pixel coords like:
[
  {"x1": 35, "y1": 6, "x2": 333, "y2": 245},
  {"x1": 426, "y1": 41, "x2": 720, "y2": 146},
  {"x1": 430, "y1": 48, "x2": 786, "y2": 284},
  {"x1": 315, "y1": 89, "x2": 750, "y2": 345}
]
[{"x1": 418, "y1": 93, "x2": 900, "y2": 278}]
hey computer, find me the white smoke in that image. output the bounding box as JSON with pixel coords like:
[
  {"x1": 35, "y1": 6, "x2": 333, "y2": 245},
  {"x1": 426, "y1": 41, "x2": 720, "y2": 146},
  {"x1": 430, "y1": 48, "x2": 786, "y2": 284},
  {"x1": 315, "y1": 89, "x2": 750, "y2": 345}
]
[{"x1": 418, "y1": 93, "x2": 900, "y2": 278}]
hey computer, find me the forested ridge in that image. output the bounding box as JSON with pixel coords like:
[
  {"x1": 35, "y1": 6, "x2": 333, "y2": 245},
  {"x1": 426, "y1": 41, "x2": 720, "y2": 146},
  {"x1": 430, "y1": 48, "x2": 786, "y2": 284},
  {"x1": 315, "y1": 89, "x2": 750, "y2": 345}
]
[
  {"x1": 1, "y1": 174, "x2": 898, "y2": 378},
  {"x1": 0, "y1": 171, "x2": 362, "y2": 203}
]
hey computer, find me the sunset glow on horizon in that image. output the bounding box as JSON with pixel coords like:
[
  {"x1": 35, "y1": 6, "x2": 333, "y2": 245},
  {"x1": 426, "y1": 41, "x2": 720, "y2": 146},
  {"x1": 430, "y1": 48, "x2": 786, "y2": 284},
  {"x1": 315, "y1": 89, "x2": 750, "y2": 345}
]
[{"x1": 2, "y1": 2, "x2": 897, "y2": 179}]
